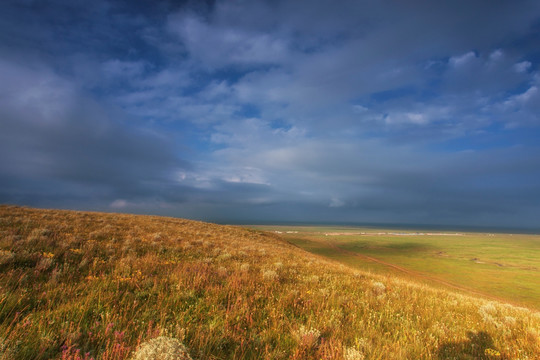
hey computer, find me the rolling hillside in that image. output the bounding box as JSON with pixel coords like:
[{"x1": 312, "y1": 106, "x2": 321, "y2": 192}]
[{"x1": 0, "y1": 206, "x2": 539, "y2": 359}]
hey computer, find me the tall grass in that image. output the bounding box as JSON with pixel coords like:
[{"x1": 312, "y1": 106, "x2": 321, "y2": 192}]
[{"x1": 0, "y1": 205, "x2": 538, "y2": 359}]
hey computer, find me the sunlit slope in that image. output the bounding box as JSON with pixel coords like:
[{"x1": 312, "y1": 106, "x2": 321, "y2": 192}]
[{"x1": 0, "y1": 206, "x2": 539, "y2": 359}]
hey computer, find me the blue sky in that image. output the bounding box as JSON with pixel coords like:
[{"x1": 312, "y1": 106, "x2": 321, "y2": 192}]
[{"x1": 1, "y1": 0, "x2": 540, "y2": 228}]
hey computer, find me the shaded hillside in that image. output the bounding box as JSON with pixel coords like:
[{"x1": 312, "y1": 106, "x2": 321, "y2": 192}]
[{"x1": 0, "y1": 206, "x2": 538, "y2": 359}]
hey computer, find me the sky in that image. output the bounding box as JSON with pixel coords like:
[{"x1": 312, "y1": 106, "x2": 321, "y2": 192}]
[{"x1": 1, "y1": 0, "x2": 540, "y2": 229}]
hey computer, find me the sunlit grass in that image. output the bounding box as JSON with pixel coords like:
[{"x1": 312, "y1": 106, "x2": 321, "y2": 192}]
[{"x1": 0, "y1": 206, "x2": 539, "y2": 359}]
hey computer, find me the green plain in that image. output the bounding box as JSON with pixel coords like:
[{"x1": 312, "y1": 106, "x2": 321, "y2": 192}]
[{"x1": 251, "y1": 225, "x2": 540, "y2": 310}]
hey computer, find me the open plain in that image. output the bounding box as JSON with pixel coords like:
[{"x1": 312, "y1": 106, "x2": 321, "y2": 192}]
[{"x1": 251, "y1": 225, "x2": 540, "y2": 310}]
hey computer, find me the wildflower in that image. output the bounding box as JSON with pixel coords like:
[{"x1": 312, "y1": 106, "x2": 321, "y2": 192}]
[
  {"x1": 503, "y1": 316, "x2": 516, "y2": 326},
  {"x1": 484, "y1": 348, "x2": 501, "y2": 357},
  {"x1": 42, "y1": 252, "x2": 54, "y2": 258},
  {"x1": 343, "y1": 346, "x2": 364, "y2": 360},
  {"x1": 479, "y1": 303, "x2": 500, "y2": 326},
  {"x1": 371, "y1": 281, "x2": 386, "y2": 295},
  {"x1": 131, "y1": 336, "x2": 192, "y2": 360},
  {"x1": 262, "y1": 269, "x2": 278, "y2": 280},
  {"x1": 479, "y1": 303, "x2": 497, "y2": 318},
  {"x1": 294, "y1": 325, "x2": 321, "y2": 349}
]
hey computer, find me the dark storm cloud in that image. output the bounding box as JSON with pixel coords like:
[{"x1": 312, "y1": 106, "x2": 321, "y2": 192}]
[
  {"x1": 1, "y1": 0, "x2": 540, "y2": 228},
  {"x1": 0, "y1": 60, "x2": 189, "y2": 208}
]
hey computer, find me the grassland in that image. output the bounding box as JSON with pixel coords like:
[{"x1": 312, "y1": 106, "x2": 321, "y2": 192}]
[
  {"x1": 0, "y1": 206, "x2": 539, "y2": 359},
  {"x1": 251, "y1": 225, "x2": 540, "y2": 311}
]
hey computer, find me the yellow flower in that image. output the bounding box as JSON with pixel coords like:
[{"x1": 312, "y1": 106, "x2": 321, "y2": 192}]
[{"x1": 484, "y1": 348, "x2": 501, "y2": 357}]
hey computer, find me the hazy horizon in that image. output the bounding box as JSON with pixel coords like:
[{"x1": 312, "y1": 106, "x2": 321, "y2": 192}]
[{"x1": 5, "y1": 203, "x2": 540, "y2": 235}]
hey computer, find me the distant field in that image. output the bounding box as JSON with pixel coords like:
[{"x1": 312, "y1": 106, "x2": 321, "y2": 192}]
[{"x1": 251, "y1": 225, "x2": 540, "y2": 310}]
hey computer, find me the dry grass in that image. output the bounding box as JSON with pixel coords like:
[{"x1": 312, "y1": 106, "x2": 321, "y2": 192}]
[{"x1": 0, "y1": 205, "x2": 539, "y2": 359}]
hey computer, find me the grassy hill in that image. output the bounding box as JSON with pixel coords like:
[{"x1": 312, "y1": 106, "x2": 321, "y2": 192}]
[{"x1": 0, "y1": 206, "x2": 538, "y2": 359}]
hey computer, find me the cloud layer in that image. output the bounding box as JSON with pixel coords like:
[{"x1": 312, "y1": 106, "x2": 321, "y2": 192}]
[{"x1": 1, "y1": 0, "x2": 540, "y2": 228}]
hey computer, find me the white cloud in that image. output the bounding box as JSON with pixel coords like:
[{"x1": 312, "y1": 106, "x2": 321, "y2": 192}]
[
  {"x1": 449, "y1": 51, "x2": 476, "y2": 67},
  {"x1": 110, "y1": 199, "x2": 128, "y2": 208},
  {"x1": 199, "y1": 80, "x2": 232, "y2": 100},
  {"x1": 515, "y1": 86, "x2": 538, "y2": 103},
  {"x1": 513, "y1": 61, "x2": 532, "y2": 73},
  {"x1": 352, "y1": 105, "x2": 368, "y2": 113},
  {"x1": 483, "y1": 85, "x2": 540, "y2": 127},
  {"x1": 488, "y1": 49, "x2": 503, "y2": 61},
  {"x1": 222, "y1": 167, "x2": 269, "y2": 185},
  {"x1": 443, "y1": 49, "x2": 533, "y2": 98},
  {"x1": 406, "y1": 113, "x2": 428, "y2": 125},
  {"x1": 329, "y1": 197, "x2": 345, "y2": 208},
  {"x1": 502, "y1": 86, "x2": 539, "y2": 109},
  {"x1": 177, "y1": 165, "x2": 269, "y2": 188},
  {"x1": 168, "y1": 12, "x2": 290, "y2": 68}
]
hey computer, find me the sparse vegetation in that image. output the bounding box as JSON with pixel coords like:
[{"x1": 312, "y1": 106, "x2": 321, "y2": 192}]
[{"x1": 0, "y1": 206, "x2": 539, "y2": 359}]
